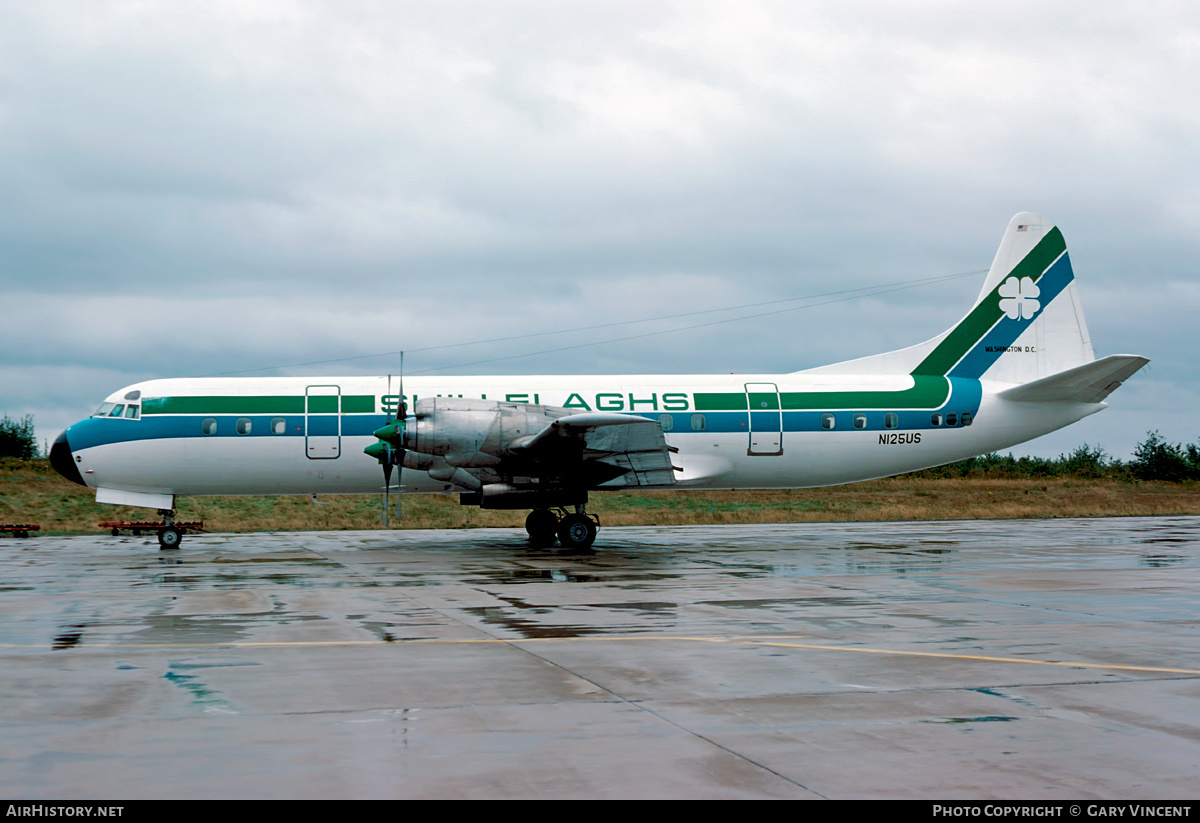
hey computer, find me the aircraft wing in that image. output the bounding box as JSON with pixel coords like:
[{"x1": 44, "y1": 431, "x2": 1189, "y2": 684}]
[{"x1": 518, "y1": 413, "x2": 679, "y2": 487}]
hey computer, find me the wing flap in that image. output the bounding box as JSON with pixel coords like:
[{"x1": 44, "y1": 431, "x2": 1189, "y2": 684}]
[
  {"x1": 520, "y1": 413, "x2": 678, "y2": 487},
  {"x1": 582, "y1": 419, "x2": 678, "y2": 487}
]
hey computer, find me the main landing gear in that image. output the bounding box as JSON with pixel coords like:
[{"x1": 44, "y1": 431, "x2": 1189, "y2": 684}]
[{"x1": 525, "y1": 506, "x2": 599, "y2": 550}]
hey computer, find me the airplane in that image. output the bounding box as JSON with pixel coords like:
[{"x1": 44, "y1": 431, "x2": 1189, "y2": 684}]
[{"x1": 50, "y1": 212, "x2": 1148, "y2": 550}]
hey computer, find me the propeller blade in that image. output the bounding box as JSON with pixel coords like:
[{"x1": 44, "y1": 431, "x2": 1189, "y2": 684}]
[
  {"x1": 394, "y1": 448, "x2": 404, "y2": 519},
  {"x1": 382, "y1": 449, "x2": 393, "y2": 528}
]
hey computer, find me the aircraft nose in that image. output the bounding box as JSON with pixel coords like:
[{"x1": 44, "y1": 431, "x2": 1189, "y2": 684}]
[{"x1": 49, "y1": 430, "x2": 86, "y2": 486}]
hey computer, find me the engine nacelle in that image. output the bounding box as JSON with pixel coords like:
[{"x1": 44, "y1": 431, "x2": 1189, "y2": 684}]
[{"x1": 402, "y1": 397, "x2": 562, "y2": 469}]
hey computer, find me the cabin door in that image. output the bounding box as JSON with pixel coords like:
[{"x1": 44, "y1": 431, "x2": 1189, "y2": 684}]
[
  {"x1": 305, "y1": 385, "x2": 341, "y2": 459},
  {"x1": 744, "y1": 382, "x2": 783, "y2": 456}
]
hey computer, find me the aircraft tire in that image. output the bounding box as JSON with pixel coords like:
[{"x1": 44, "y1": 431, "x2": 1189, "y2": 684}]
[
  {"x1": 557, "y1": 514, "x2": 597, "y2": 550},
  {"x1": 158, "y1": 527, "x2": 183, "y2": 550},
  {"x1": 525, "y1": 509, "x2": 559, "y2": 546}
]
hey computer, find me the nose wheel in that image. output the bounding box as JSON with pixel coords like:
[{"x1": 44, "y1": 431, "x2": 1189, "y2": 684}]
[{"x1": 157, "y1": 509, "x2": 183, "y2": 550}]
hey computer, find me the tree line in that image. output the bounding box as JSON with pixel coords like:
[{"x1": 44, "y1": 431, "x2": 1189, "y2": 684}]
[{"x1": 905, "y1": 432, "x2": 1200, "y2": 482}]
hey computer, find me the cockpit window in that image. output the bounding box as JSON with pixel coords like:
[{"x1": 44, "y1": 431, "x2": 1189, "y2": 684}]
[{"x1": 91, "y1": 401, "x2": 141, "y2": 419}]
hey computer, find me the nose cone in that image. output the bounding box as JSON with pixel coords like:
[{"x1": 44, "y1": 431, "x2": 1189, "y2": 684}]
[{"x1": 50, "y1": 430, "x2": 86, "y2": 486}]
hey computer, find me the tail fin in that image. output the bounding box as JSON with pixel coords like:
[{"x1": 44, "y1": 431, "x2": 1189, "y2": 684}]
[{"x1": 801, "y1": 212, "x2": 1095, "y2": 383}]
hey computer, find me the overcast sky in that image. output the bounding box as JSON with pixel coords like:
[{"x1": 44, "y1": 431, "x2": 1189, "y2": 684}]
[{"x1": 1, "y1": 1, "x2": 1196, "y2": 459}]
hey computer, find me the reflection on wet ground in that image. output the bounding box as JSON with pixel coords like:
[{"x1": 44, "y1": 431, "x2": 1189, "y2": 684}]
[{"x1": 2, "y1": 516, "x2": 1198, "y2": 799}]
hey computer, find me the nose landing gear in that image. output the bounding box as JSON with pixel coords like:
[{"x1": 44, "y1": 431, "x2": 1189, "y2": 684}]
[{"x1": 157, "y1": 509, "x2": 183, "y2": 550}]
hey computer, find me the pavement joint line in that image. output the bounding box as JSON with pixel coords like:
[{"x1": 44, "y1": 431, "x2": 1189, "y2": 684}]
[{"x1": 5, "y1": 634, "x2": 1200, "y2": 675}]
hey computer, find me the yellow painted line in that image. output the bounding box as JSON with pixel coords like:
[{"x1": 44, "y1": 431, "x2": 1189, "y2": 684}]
[
  {"x1": 738, "y1": 639, "x2": 1200, "y2": 676},
  {"x1": 3, "y1": 633, "x2": 1199, "y2": 676}
]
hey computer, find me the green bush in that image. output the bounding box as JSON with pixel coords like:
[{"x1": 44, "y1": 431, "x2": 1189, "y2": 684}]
[
  {"x1": 0, "y1": 414, "x2": 38, "y2": 460},
  {"x1": 1130, "y1": 431, "x2": 1199, "y2": 482},
  {"x1": 1061, "y1": 443, "x2": 1110, "y2": 478}
]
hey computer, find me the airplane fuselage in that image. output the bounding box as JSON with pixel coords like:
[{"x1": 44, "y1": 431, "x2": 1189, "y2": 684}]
[{"x1": 62, "y1": 371, "x2": 1097, "y2": 499}]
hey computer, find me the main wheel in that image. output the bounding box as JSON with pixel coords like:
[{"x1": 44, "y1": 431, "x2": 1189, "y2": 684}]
[
  {"x1": 556, "y1": 514, "x2": 597, "y2": 550},
  {"x1": 525, "y1": 509, "x2": 559, "y2": 546},
  {"x1": 158, "y1": 526, "x2": 183, "y2": 550}
]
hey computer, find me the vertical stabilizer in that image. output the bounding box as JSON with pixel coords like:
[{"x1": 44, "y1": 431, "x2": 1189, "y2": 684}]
[
  {"x1": 916, "y1": 212, "x2": 1094, "y2": 383},
  {"x1": 802, "y1": 212, "x2": 1095, "y2": 384}
]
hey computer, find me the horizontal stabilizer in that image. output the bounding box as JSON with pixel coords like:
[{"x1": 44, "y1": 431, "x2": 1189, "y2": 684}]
[{"x1": 997, "y1": 354, "x2": 1149, "y2": 404}]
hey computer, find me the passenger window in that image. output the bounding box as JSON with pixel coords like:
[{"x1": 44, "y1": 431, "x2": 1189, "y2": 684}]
[
  {"x1": 108, "y1": 404, "x2": 125, "y2": 417},
  {"x1": 690, "y1": 413, "x2": 706, "y2": 431},
  {"x1": 658, "y1": 414, "x2": 674, "y2": 432},
  {"x1": 946, "y1": 413, "x2": 958, "y2": 426},
  {"x1": 236, "y1": 418, "x2": 252, "y2": 435},
  {"x1": 853, "y1": 413, "x2": 867, "y2": 430},
  {"x1": 960, "y1": 412, "x2": 973, "y2": 426},
  {"x1": 884, "y1": 413, "x2": 898, "y2": 429},
  {"x1": 271, "y1": 417, "x2": 287, "y2": 435},
  {"x1": 124, "y1": 405, "x2": 139, "y2": 419},
  {"x1": 821, "y1": 413, "x2": 835, "y2": 430},
  {"x1": 202, "y1": 418, "x2": 218, "y2": 435},
  {"x1": 931, "y1": 413, "x2": 943, "y2": 426}
]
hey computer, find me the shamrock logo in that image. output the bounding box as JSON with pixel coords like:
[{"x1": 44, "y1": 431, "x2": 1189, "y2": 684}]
[{"x1": 998, "y1": 276, "x2": 1041, "y2": 320}]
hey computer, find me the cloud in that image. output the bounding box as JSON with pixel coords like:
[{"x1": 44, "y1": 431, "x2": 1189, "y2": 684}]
[{"x1": 1, "y1": 1, "x2": 1196, "y2": 457}]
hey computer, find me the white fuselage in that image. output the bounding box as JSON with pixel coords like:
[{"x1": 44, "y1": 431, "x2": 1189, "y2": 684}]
[{"x1": 64, "y1": 372, "x2": 1099, "y2": 500}]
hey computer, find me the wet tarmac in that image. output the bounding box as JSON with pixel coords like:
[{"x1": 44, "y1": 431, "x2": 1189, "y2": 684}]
[{"x1": 2, "y1": 516, "x2": 1198, "y2": 799}]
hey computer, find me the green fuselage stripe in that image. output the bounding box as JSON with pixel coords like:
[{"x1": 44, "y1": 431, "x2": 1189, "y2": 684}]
[
  {"x1": 341, "y1": 395, "x2": 375, "y2": 413},
  {"x1": 142, "y1": 396, "x2": 375, "y2": 415},
  {"x1": 142, "y1": 381, "x2": 954, "y2": 418},
  {"x1": 911, "y1": 227, "x2": 1066, "y2": 377},
  {"x1": 780, "y1": 376, "x2": 949, "y2": 409},
  {"x1": 695, "y1": 376, "x2": 949, "y2": 412},
  {"x1": 694, "y1": 392, "x2": 748, "y2": 410}
]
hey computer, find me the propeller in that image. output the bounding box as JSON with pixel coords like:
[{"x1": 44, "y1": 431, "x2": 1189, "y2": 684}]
[
  {"x1": 365, "y1": 356, "x2": 408, "y2": 527},
  {"x1": 395, "y1": 354, "x2": 406, "y2": 520}
]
